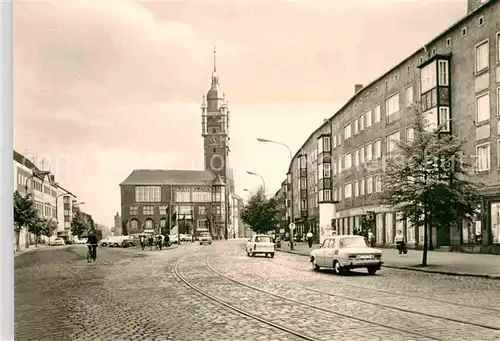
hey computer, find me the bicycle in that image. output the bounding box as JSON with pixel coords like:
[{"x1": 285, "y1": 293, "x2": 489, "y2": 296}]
[{"x1": 87, "y1": 244, "x2": 97, "y2": 262}]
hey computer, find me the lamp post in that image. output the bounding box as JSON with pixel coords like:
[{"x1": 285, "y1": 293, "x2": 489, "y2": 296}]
[
  {"x1": 257, "y1": 137, "x2": 295, "y2": 250},
  {"x1": 246, "y1": 171, "x2": 266, "y2": 195}
]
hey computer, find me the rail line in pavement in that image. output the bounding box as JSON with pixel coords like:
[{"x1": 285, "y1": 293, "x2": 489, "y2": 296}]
[
  {"x1": 202, "y1": 255, "x2": 448, "y2": 341},
  {"x1": 173, "y1": 256, "x2": 321, "y2": 341},
  {"x1": 269, "y1": 252, "x2": 500, "y2": 313}
]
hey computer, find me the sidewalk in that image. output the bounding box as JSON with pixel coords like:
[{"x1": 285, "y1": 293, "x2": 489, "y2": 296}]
[
  {"x1": 278, "y1": 242, "x2": 500, "y2": 279},
  {"x1": 14, "y1": 244, "x2": 52, "y2": 258}
]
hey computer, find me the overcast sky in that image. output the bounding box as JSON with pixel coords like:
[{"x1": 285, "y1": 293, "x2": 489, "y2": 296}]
[{"x1": 14, "y1": 0, "x2": 467, "y2": 227}]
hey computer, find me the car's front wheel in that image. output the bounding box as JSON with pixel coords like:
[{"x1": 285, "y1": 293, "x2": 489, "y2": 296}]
[
  {"x1": 367, "y1": 267, "x2": 377, "y2": 275},
  {"x1": 311, "y1": 257, "x2": 320, "y2": 271},
  {"x1": 333, "y1": 260, "x2": 343, "y2": 275}
]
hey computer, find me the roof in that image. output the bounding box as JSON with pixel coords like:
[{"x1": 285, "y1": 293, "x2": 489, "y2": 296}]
[
  {"x1": 13, "y1": 150, "x2": 37, "y2": 170},
  {"x1": 288, "y1": 0, "x2": 497, "y2": 168},
  {"x1": 120, "y1": 169, "x2": 216, "y2": 186}
]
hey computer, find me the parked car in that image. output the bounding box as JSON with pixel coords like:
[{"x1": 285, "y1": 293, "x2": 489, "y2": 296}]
[
  {"x1": 50, "y1": 238, "x2": 65, "y2": 246},
  {"x1": 310, "y1": 235, "x2": 383, "y2": 275},
  {"x1": 169, "y1": 234, "x2": 178, "y2": 244},
  {"x1": 100, "y1": 236, "x2": 127, "y2": 247},
  {"x1": 75, "y1": 238, "x2": 87, "y2": 244},
  {"x1": 199, "y1": 232, "x2": 212, "y2": 245},
  {"x1": 245, "y1": 235, "x2": 275, "y2": 258}
]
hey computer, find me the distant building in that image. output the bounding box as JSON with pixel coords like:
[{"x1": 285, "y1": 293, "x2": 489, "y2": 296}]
[
  {"x1": 119, "y1": 51, "x2": 243, "y2": 239},
  {"x1": 113, "y1": 212, "x2": 121, "y2": 236}
]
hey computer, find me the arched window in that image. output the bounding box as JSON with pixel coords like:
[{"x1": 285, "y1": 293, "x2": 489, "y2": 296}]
[
  {"x1": 144, "y1": 219, "x2": 154, "y2": 230},
  {"x1": 130, "y1": 219, "x2": 139, "y2": 230}
]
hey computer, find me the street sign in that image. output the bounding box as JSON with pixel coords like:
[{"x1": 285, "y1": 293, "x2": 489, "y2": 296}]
[{"x1": 289, "y1": 223, "x2": 296, "y2": 230}]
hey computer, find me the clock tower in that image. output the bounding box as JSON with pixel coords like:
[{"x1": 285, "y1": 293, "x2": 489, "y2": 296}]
[{"x1": 201, "y1": 48, "x2": 230, "y2": 181}]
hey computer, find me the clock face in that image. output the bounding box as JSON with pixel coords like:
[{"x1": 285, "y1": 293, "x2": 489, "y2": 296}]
[{"x1": 210, "y1": 153, "x2": 224, "y2": 171}]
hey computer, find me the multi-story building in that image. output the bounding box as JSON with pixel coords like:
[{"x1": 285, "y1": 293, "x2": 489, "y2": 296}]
[
  {"x1": 120, "y1": 52, "x2": 243, "y2": 239},
  {"x1": 113, "y1": 212, "x2": 121, "y2": 236},
  {"x1": 13, "y1": 150, "x2": 78, "y2": 246},
  {"x1": 277, "y1": 0, "x2": 500, "y2": 254}
]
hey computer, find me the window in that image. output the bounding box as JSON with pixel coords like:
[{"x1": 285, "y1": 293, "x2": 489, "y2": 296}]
[
  {"x1": 344, "y1": 183, "x2": 352, "y2": 199},
  {"x1": 159, "y1": 206, "x2": 168, "y2": 215},
  {"x1": 405, "y1": 86, "x2": 413, "y2": 107},
  {"x1": 462, "y1": 26, "x2": 467, "y2": 37},
  {"x1": 438, "y1": 60, "x2": 449, "y2": 86},
  {"x1": 365, "y1": 143, "x2": 373, "y2": 161},
  {"x1": 373, "y1": 105, "x2": 380, "y2": 124},
  {"x1": 406, "y1": 218, "x2": 415, "y2": 243},
  {"x1": 353, "y1": 119, "x2": 359, "y2": 135},
  {"x1": 301, "y1": 199, "x2": 307, "y2": 210},
  {"x1": 299, "y1": 155, "x2": 306, "y2": 168},
  {"x1": 318, "y1": 163, "x2": 323, "y2": 180},
  {"x1": 386, "y1": 131, "x2": 401, "y2": 155},
  {"x1": 130, "y1": 206, "x2": 139, "y2": 215},
  {"x1": 344, "y1": 123, "x2": 352, "y2": 140},
  {"x1": 333, "y1": 188, "x2": 338, "y2": 201},
  {"x1": 354, "y1": 180, "x2": 359, "y2": 197},
  {"x1": 359, "y1": 146, "x2": 365, "y2": 164},
  {"x1": 143, "y1": 206, "x2": 154, "y2": 215},
  {"x1": 192, "y1": 191, "x2": 211, "y2": 202},
  {"x1": 476, "y1": 143, "x2": 490, "y2": 172},
  {"x1": 333, "y1": 134, "x2": 337, "y2": 148},
  {"x1": 365, "y1": 109, "x2": 372, "y2": 127},
  {"x1": 476, "y1": 93, "x2": 490, "y2": 123},
  {"x1": 175, "y1": 190, "x2": 191, "y2": 202},
  {"x1": 353, "y1": 149, "x2": 359, "y2": 167},
  {"x1": 375, "y1": 175, "x2": 382, "y2": 192},
  {"x1": 359, "y1": 114, "x2": 365, "y2": 131},
  {"x1": 406, "y1": 126, "x2": 415, "y2": 142},
  {"x1": 367, "y1": 176, "x2": 373, "y2": 194},
  {"x1": 317, "y1": 137, "x2": 323, "y2": 154},
  {"x1": 478, "y1": 15, "x2": 484, "y2": 27},
  {"x1": 374, "y1": 140, "x2": 382, "y2": 158},
  {"x1": 431, "y1": 47, "x2": 436, "y2": 56},
  {"x1": 344, "y1": 153, "x2": 352, "y2": 170},
  {"x1": 421, "y1": 61, "x2": 436, "y2": 93},
  {"x1": 323, "y1": 136, "x2": 331, "y2": 152},
  {"x1": 135, "y1": 186, "x2": 161, "y2": 202},
  {"x1": 324, "y1": 189, "x2": 331, "y2": 202},
  {"x1": 360, "y1": 178, "x2": 365, "y2": 196},
  {"x1": 324, "y1": 163, "x2": 331, "y2": 178},
  {"x1": 385, "y1": 93, "x2": 399, "y2": 117},
  {"x1": 198, "y1": 206, "x2": 206, "y2": 215},
  {"x1": 64, "y1": 221, "x2": 71, "y2": 229},
  {"x1": 300, "y1": 178, "x2": 307, "y2": 189},
  {"x1": 439, "y1": 107, "x2": 450, "y2": 132},
  {"x1": 446, "y1": 37, "x2": 452, "y2": 47},
  {"x1": 475, "y1": 41, "x2": 489, "y2": 73}
]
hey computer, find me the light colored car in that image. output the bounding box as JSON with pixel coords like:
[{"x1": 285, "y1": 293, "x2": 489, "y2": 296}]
[
  {"x1": 50, "y1": 238, "x2": 65, "y2": 246},
  {"x1": 246, "y1": 235, "x2": 275, "y2": 258},
  {"x1": 75, "y1": 238, "x2": 87, "y2": 244},
  {"x1": 310, "y1": 235, "x2": 383, "y2": 275},
  {"x1": 199, "y1": 232, "x2": 212, "y2": 245}
]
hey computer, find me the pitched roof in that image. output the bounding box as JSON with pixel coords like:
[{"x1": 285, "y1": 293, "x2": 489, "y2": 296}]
[{"x1": 119, "y1": 169, "x2": 216, "y2": 186}]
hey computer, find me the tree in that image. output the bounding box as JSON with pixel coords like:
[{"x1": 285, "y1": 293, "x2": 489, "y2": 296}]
[
  {"x1": 240, "y1": 187, "x2": 280, "y2": 234},
  {"x1": 378, "y1": 104, "x2": 482, "y2": 266},
  {"x1": 40, "y1": 218, "x2": 58, "y2": 239},
  {"x1": 13, "y1": 191, "x2": 39, "y2": 251},
  {"x1": 71, "y1": 212, "x2": 90, "y2": 238}
]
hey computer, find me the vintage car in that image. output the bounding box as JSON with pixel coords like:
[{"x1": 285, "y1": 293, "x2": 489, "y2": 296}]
[
  {"x1": 310, "y1": 235, "x2": 383, "y2": 275},
  {"x1": 199, "y1": 232, "x2": 212, "y2": 245},
  {"x1": 49, "y1": 237, "x2": 65, "y2": 246},
  {"x1": 246, "y1": 235, "x2": 275, "y2": 258}
]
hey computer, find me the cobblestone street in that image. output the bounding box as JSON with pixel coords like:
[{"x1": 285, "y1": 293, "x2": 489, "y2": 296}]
[{"x1": 15, "y1": 241, "x2": 500, "y2": 341}]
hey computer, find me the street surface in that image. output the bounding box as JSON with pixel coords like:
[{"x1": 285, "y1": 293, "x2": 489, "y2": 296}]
[{"x1": 15, "y1": 241, "x2": 500, "y2": 341}]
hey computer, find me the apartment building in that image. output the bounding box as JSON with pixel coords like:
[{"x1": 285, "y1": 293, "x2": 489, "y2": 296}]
[
  {"x1": 278, "y1": 0, "x2": 500, "y2": 253},
  {"x1": 13, "y1": 150, "x2": 78, "y2": 247}
]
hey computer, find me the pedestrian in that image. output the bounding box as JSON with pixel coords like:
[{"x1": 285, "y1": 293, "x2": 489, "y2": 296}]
[
  {"x1": 394, "y1": 230, "x2": 406, "y2": 256},
  {"x1": 156, "y1": 235, "x2": 163, "y2": 251},
  {"x1": 139, "y1": 235, "x2": 145, "y2": 250},
  {"x1": 148, "y1": 235, "x2": 154, "y2": 251},
  {"x1": 165, "y1": 233, "x2": 170, "y2": 247},
  {"x1": 306, "y1": 230, "x2": 313, "y2": 248},
  {"x1": 367, "y1": 229, "x2": 375, "y2": 247}
]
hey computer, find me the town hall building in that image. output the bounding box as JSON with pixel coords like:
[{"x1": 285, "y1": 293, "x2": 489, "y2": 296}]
[{"x1": 119, "y1": 51, "x2": 243, "y2": 239}]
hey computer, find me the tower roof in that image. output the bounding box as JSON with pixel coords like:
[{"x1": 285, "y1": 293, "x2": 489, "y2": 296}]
[{"x1": 207, "y1": 47, "x2": 223, "y2": 100}]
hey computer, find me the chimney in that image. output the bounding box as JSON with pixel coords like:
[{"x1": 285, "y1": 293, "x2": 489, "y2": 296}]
[
  {"x1": 468, "y1": 0, "x2": 487, "y2": 14},
  {"x1": 355, "y1": 84, "x2": 363, "y2": 94}
]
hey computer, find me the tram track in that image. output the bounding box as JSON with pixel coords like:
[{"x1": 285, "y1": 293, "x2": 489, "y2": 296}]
[{"x1": 208, "y1": 254, "x2": 500, "y2": 339}]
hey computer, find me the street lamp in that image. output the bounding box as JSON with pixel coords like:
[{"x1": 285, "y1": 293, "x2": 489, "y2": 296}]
[
  {"x1": 257, "y1": 137, "x2": 295, "y2": 250},
  {"x1": 246, "y1": 171, "x2": 266, "y2": 195}
]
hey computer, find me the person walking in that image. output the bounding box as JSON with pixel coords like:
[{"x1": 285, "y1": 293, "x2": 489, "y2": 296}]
[
  {"x1": 394, "y1": 230, "x2": 406, "y2": 256},
  {"x1": 306, "y1": 230, "x2": 313, "y2": 248},
  {"x1": 367, "y1": 229, "x2": 375, "y2": 247},
  {"x1": 139, "y1": 235, "x2": 145, "y2": 250}
]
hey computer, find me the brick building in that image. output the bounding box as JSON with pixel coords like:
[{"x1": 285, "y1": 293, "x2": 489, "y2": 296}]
[
  {"x1": 275, "y1": 0, "x2": 500, "y2": 253},
  {"x1": 120, "y1": 51, "x2": 243, "y2": 239}
]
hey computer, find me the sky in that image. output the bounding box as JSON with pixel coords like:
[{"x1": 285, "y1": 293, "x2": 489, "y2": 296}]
[{"x1": 14, "y1": 0, "x2": 467, "y2": 227}]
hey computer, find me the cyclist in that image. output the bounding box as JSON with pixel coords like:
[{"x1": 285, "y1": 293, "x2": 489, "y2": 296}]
[{"x1": 87, "y1": 230, "x2": 98, "y2": 261}]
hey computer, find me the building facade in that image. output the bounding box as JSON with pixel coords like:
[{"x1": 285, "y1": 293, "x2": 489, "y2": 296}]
[
  {"x1": 276, "y1": 0, "x2": 500, "y2": 253},
  {"x1": 13, "y1": 150, "x2": 79, "y2": 247},
  {"x1": 120, "y1": 53, "x2": 243, "y2": 239},
  {"x1": 113, "y1": 212, "x2": 121, "y2": 236}
]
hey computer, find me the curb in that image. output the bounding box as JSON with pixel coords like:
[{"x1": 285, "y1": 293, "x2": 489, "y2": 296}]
[{"x1": 277, "y1": 249, "x2": 500, "y2": 280}]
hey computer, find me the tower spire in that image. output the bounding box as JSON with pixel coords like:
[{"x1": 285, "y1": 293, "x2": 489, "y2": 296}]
[{"x1": 213, "y1": 46, "x2": 217, "y2": 72}]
